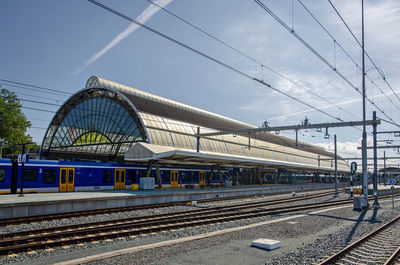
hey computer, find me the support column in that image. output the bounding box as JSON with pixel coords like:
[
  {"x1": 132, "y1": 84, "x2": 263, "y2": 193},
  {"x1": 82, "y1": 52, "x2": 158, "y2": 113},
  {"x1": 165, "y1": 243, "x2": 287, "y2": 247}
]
[
  {"x1": 196, "y1": 127, "x2": 200, "y2": 152},
  {"x1": 384, "y1": 151, "x2": 386, "y2": 185},
  {"x1": 218, "y1": 167, "x2": 223, "y2": 186},
  {"x1": 155, "y1": 161, "x2": 161, "y2": 188},
  {"x1": 372, "y1": 111, "x2": 379, "y2": 207},
  {"x1": 146, "y1": 160, "x2": 153, "y2": 178},
  {"x1": 19, "y1": 144, "x2": 26, "y2": 197},
  {"x1": 361, "y1": 0, "x2": 369, "y2": 209},
  {"x1": 334, "y1": 134, "x2": 338, "y2": 197},
  {"x1": 208, "y1": 167, "x2": 214, "y2": 186}
]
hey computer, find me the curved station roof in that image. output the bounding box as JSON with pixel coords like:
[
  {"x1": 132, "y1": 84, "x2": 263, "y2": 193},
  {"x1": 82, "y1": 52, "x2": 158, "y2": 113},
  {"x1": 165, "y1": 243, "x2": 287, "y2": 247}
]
[{"x1": 41, "y1": 76, "x2": 349, "y2": 173}]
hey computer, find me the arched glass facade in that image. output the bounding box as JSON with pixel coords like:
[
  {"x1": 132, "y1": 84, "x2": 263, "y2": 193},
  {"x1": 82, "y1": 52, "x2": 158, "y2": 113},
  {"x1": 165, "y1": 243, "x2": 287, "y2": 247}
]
[
  {"x1": 41, "y1": 88, "x2": 147, "y2": 160},
  {"x1": 41, "y1": 76, "x2": 348, "y2": 172}
]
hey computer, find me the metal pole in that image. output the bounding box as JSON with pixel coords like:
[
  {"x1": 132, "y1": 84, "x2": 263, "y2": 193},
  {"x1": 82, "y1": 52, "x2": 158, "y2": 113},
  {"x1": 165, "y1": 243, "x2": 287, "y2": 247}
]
[
  {"x1": 392, "y1": 186, "x2": 395, "y2": 209},
  {"x1": 384, "y1": 151, "x2": 386, "y2": 185},
  {"x1": 372, "y1": 111, "x2": 379, "y2": 207},
  {"x1": 334, "y1": 134, "x2": 338, "y2": 197},
  {"x1": 295, "y1": 129, "x2": 298, "y2": 147},
  {"x1": 350, "y1": 174, "x2": 354, "y2": 198},
  {"x1": 196, "y1": 127, "x2": 200, "y2": 153},
  {"x1": 361, "y1": 0, "x2": 369, "y2": 208},
  {"x1": 19, "y1": 144, "x2": 25, "y2": 197}
]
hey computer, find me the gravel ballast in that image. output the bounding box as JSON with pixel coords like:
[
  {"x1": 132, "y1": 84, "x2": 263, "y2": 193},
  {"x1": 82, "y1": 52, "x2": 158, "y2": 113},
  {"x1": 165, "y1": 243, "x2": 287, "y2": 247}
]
[{"x1": 1, "y1": 192, "x2": 397, "y2": 265}]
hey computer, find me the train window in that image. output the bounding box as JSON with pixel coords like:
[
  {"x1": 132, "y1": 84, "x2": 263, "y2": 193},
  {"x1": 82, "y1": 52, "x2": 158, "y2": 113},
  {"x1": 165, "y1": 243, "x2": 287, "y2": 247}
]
[
  {"x1": 61, "y1": 170, "x2": 66, "y2": 184},
  {"x1": 103, "y1": 170, "x2": 113, "y2": 183},
  {"x1": 43, "y1": 169, "x2": 57, "y2": 184},
  {"x1": 127, "y1": 171, "x2": 136, "y2": 183},
  {"x1": 115, "y1": 171, "x2": 120, "y2": 182},
  {"x1": 121, "y1": 171, "x2": 125, "y2": 182},
  {"x1": 23, "y1": 169, "x2": 38, "y2": 181},
  {"x1": 68, "y1": 170, "x2": 74, "y2": 184},
  {"x1": 180, "y1": 171, "x2": 192, "y2": 184},
  {"x1": 161, "y1": 171, "x2": 170, "y2": 184},
  {"x1": 138, "y1": 170, "x2": 146, "y2": 178},
  {"x1": 0, "y1": 168, "x2": 5, "y2": 182}
]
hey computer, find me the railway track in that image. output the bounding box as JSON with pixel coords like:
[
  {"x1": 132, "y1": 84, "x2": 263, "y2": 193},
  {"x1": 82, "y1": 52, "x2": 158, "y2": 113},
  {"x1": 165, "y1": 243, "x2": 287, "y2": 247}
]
[
  {"x1": 0, "y1": 188, "x2": 343, "y2": 226},
  {"x1": 318, "y1": 214, "x2": 400, "y2": 265},
  {"x1": 1, "y1": 193, "x2": 396, "y2": 256}
]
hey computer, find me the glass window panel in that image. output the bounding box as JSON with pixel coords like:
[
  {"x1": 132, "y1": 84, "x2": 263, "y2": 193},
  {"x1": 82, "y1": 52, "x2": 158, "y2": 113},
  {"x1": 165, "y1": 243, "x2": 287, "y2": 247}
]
[
  {"x1": 43, "y1": 169, "x2": 57, "y2": 184},
  {"x1": 23, "y1": 169, "x2": 38, "y2": 182},
  {"x1": 103, "y1": 170, "x2": 113, "y2": 183},
  {"x1": 0, "y1": 168, "x2": 5, "y2": 182}
]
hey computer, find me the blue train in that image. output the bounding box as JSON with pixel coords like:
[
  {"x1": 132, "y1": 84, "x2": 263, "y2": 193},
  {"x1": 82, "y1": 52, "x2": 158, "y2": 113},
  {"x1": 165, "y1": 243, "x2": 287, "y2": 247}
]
[{"x1": 0, "y1": 158, "x2": 229, "y2": 193}]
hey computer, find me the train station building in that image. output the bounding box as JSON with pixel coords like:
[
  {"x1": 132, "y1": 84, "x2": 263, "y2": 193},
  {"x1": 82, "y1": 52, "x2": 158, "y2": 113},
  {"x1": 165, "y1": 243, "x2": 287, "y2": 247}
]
[{"x1": 40, "y1": 76, "x2": 349, "y2": 178}]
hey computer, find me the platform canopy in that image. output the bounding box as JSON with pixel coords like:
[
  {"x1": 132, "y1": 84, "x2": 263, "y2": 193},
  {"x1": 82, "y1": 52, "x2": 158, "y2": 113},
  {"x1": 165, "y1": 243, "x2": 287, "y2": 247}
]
[
  {"x1": 125, "y1": 142, "x2": 343, "y2": 172},
  {"x1": 41, "y1": 76, "x2": 349, "y2": 173}
]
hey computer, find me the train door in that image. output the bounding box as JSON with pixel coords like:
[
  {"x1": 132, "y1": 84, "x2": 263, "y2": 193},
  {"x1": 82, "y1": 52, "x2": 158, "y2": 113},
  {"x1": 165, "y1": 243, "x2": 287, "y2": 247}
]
[
  {"x1": 171, "y1": 170, "x2": 178, "y2": 188},
  {"x1": 199, "y1": 171, "x2": 205, "y2": 187},
  {"x1": 60, "y1": 168, "x2": 67, "y2": 192},
  {"x1": 114, "y1": 169, "x2": 120, "y2": 190},
  {"x1": 119, "y1": 169, "x2": 126, "y2": 190},
  {"x1": 67, "y1": 168, "x2": 75, "y2": 192}
]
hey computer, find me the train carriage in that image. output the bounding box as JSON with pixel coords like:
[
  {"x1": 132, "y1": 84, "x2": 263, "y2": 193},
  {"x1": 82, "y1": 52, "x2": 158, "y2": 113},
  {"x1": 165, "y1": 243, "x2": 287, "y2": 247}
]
[{"x1": 0, "y1": 158, "x2": 227, "y2": 193}]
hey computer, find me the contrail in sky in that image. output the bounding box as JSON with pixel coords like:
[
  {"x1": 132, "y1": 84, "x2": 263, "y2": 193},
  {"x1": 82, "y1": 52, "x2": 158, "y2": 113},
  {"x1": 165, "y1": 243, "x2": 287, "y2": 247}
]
[{"x1": 75, "y1": 0, "x2": 173, "y2": 74}]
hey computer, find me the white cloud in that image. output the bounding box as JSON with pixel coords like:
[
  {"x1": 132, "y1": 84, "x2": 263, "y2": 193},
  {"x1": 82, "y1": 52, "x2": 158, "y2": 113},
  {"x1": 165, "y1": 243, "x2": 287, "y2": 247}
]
[{"x1": 74, "y1": 0, "x2": 173, "y2": 74}]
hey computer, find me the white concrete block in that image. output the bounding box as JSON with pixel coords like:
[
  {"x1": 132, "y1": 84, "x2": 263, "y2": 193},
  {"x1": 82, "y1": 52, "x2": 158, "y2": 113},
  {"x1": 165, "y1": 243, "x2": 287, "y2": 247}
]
[{"x1": 251, "y1": 238, "x2": 281, "y2": 250}]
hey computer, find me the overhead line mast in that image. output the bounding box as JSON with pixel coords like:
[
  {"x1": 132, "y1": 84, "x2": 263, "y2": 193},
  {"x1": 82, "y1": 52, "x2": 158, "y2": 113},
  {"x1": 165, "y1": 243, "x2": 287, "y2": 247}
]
[{"x1": 361, "y1": 0, "x2": 369, "y2": 207}]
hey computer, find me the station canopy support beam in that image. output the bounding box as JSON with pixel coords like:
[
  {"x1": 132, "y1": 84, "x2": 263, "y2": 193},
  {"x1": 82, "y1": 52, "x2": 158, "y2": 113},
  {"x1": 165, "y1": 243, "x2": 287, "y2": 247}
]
[
  {"x1": 195, "y1": 119, "x2": 380, "y2": 153},
  {"x1": 343, "y1": 156, "x2": 400, "y2": 160},
  {"x1": 357, "y1": 145, "x2": 400, "y2": 149},
  {"x1": 197, "y1": 120, "x2": 380, "y2": 138}
]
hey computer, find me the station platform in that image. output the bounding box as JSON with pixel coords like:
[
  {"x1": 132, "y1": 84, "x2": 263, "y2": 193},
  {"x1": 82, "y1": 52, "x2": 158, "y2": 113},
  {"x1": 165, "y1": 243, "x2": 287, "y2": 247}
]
[
  {"x1": 0, "y1": 183, "x2": 341, "y2": 219},
  {"x1": 352, "y1": 183, "x2": 398, "y2": 194}
]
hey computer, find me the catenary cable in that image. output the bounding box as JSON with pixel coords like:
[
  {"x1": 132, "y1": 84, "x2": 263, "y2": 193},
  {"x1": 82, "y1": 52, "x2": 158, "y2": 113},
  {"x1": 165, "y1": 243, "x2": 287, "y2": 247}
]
[
  {"x1": 145, "y1": 0, "x2": 360, "y2": 121},
  {"x1": 0, "y1": 78, "x2": 72, "y2": 96},
  {"x1": 254, "y1": 0, "x2": 399, "y2": 126},
  {"x1": 328, "y1": 0, "x2": 400, "y2": 104},
  {"x1": 297, "y1": 0, "x2": 400, "y2": 111},
  {"x1": 88, "y1": 0, "x2": 348, "y2": 124}
]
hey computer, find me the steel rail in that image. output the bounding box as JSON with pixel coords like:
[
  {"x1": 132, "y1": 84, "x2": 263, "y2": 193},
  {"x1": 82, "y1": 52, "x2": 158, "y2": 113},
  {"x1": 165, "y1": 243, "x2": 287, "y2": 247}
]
[
  {"x1": 0, "y1": 191, "x2": 337, "y2": 240},
  {"x1": 1, "y1": 193, "x2": 397, "y2": 256},
  {"x1": 0, "y1": 199, "x2": 351, "y2": 255},
  {"x1": 384, "y1": 246, "x2": 400, "y2": 265},
  {"x1": 318, "y1": 215, "x2": 400, "y2": 265},
  {"x1": 0, "y1": 187, "x2": 342, "y2": 226}
]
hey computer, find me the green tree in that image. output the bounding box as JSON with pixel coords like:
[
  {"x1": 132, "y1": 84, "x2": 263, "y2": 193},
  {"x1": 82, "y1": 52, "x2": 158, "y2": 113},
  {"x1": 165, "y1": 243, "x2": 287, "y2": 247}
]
[{"x1": 0, "y1": 87, "x2": 34, "y2": 156}]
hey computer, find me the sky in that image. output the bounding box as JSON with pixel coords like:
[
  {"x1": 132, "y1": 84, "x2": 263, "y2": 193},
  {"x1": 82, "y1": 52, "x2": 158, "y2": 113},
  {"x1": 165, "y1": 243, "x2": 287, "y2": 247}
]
[{"x1": 1, "y1": 0, "x2": 400, "y2": 171}]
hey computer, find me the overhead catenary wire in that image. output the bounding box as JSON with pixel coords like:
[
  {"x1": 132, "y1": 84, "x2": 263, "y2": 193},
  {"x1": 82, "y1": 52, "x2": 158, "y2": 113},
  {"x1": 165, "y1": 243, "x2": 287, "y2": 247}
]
[
  {"x1": 145, "y1": 0, "x2": 360, "y2": 121},
  {"x1": 22, "y1": 106, "x2": 56, "y2": 113},
  {"x1": 19, "y1": 98, "x2": 61, "y2": 107},
  {"x1": 0, "y1": 78, "x2": 72, "y2": 96},
  {"x1": 328, "y1": 0, "x2": 400, "y2": 104},
  {"x1": 254, "y1": 0, "x2": 399, "y2": 126},
  {"x1": 6, "y1": 90, "x2": 64, "y2": 103},
  {"x1": 0, "y1": 82, "x2": 70, "y2": 97},
  {"x1": 378, "y1": 117, "x2": 400, "y2": 129},
  {"x1": 88, "y1": 0, "x2": 343, "y2": 123},
  {"x1": 296, "y1": 0, "x2": 399, "y2": 112}
]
